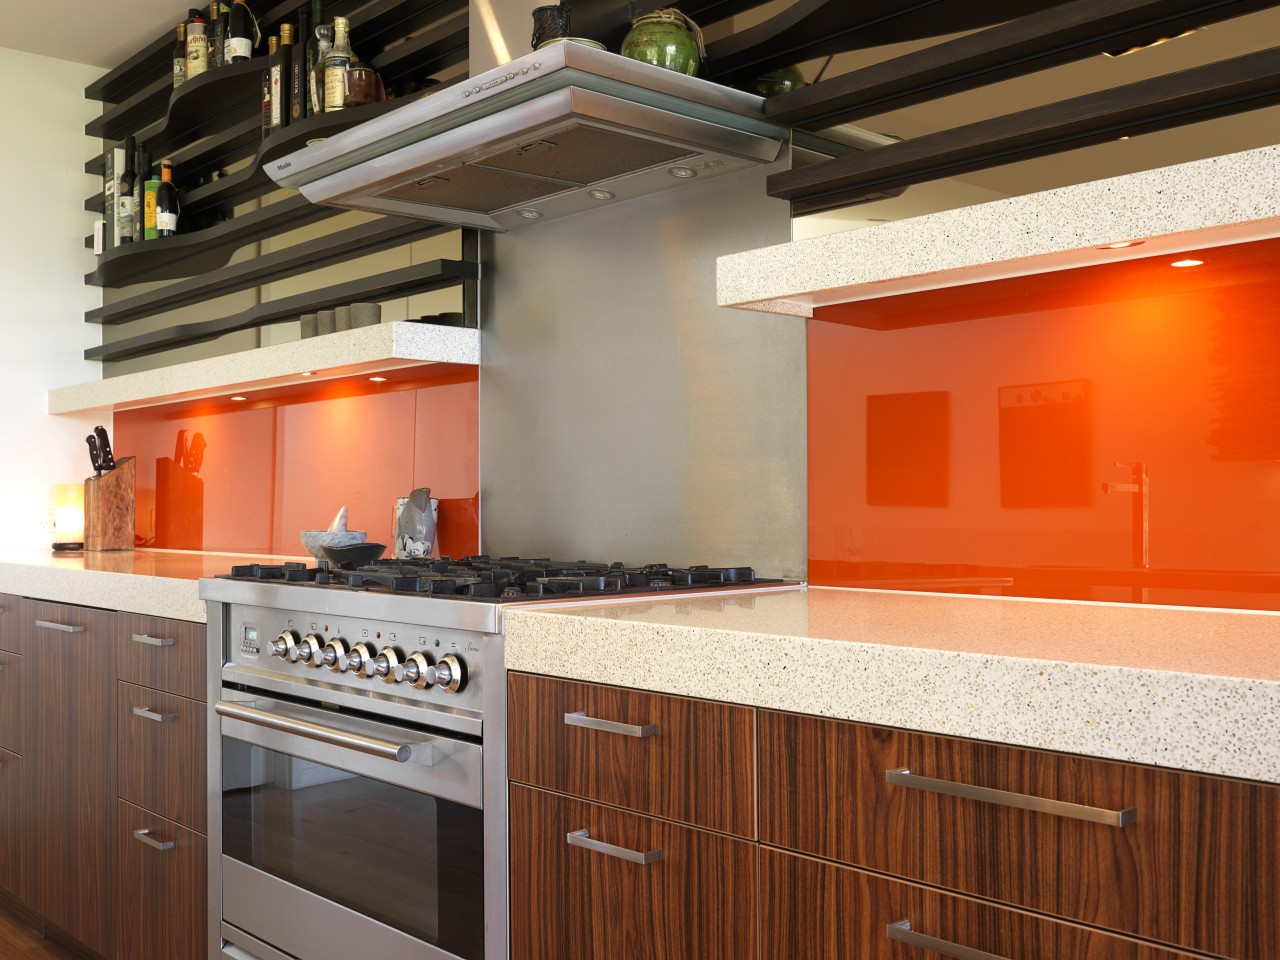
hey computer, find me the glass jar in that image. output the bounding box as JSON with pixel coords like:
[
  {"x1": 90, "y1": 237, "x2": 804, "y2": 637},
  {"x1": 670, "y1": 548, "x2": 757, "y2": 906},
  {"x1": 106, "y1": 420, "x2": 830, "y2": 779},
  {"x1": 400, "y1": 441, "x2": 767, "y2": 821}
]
[{"x1": 620, "y1": 8, "x2": 704, "y2": 77}]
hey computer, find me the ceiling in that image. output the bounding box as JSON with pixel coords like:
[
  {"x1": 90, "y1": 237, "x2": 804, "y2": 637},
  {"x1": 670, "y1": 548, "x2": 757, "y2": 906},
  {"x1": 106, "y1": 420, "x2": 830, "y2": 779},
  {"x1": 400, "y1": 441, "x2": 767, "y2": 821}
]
[{"x1": 3, "y1": 0, "x2": 183, "y2": 68}]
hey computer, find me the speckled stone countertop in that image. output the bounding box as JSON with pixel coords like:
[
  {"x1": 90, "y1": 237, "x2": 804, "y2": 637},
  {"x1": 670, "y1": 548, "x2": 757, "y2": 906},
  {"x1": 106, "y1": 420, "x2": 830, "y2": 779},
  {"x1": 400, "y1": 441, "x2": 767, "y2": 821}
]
[
  {"x1": 0, "y1": 548, "x2": 307, "y2": 622},
  {"x1": 503, "y1": 586, "x2": 1280, "y2": 784}
]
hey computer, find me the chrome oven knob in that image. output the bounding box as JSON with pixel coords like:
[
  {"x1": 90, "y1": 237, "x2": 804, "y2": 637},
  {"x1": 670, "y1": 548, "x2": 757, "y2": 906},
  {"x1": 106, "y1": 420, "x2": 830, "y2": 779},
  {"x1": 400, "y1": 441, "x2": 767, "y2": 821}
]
[
  {"x1": 270, "y1": 629, "x2": 299, "y2": 659},
  {"x1": 392, "y1": 652, "x2": 434, "y2": 690},
  {"x1": 374, "y1": 646, "x2": 402, "y2": 683},
  {"x1": 321, "y1": 638, "x2": 347, "y2": 670},
  {"x1": 432, "y1": 654, "x2": 466, "y2": 694},
  {"x1": 292, "y1": 633, "x2": 324, "y2": 665},
  {"x1": 339, "y1": 641, "x2": 375, "y2": 675}
]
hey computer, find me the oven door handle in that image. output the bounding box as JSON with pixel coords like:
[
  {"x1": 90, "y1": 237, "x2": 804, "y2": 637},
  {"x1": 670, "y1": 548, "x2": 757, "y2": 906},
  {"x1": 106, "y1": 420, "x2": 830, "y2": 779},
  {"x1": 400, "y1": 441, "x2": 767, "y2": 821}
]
[{"x1": 215, "y1": 700, "x2": 436, "y2": 765}]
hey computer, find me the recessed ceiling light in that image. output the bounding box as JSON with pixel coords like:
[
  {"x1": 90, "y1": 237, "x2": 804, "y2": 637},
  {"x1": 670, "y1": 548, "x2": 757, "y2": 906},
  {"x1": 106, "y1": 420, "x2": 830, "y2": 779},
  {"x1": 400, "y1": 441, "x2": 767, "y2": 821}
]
[
  {"x1": 300, "y1": 371, "x2": 315, "y2": 377},
  {"x1": 230, "y1": 396, "x2": 248, "y2": 401},
  {"x1": 1099, "y1": 240, "x2": 1144, "y2": 250},
  {"x1": 1171, "y1": 259, "x2": 1204, "y2": 268},
  {"x1": 589, "y1": 189, "x2": 615, "y2": 200},
  {"x1": 369, "y1": 376, "x2": 388, "y2": 382},
  {"x1": 517, "y1": 209, "x2": 542, "y2": 220},
  {"x1": 668, "y1": 166, "x2": 697, "y2": 178}
]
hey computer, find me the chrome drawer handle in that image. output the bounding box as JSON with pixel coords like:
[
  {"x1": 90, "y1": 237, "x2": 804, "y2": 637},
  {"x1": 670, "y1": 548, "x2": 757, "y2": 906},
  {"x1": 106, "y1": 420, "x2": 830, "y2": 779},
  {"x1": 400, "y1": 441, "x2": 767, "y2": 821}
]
[
  {"x1": 887, "y1": 920, "x2": 1011, "y2": 960},
  {"x1": 886, "y1": 768, "x2": 1136, "y2": 827},
  {"x1": 133, "y1": 706, "x2": 177, "y2": 723},
  {"x1": 132, "y1": 828, "x2": 176, "y2": 851},
  {"x1": 216, "y1": 700, "x2": 436, "y2": 765},
  {"x1": 131, "y1": 633, "x2": 175, "y2": 647},
  {"x1": 564, "y1": 711, "x2": 659, "y2": 739},
  {"x1": 34, "y1": 620, "x2": 85, "y2": 634},
  {"x1": 567, "y1": 830, "x2": 662, "y2": 865}
]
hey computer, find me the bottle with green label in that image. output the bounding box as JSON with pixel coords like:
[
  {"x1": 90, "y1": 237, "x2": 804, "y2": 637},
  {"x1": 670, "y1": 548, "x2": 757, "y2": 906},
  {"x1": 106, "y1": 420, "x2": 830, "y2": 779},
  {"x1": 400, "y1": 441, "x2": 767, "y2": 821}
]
[
  {"x1": 172, "y1": 22, "x2": 187, "y2": 87},
  {"x1": 143, "y1": 175, "x2": 161, "y2": 240}
]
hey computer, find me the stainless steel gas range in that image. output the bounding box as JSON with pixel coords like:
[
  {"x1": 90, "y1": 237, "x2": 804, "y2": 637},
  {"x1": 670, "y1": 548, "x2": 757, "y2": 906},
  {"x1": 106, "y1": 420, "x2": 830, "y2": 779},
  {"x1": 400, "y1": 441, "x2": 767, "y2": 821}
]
[{"x1": 201, "y1": 557, "x2": 788, "y2": 960}]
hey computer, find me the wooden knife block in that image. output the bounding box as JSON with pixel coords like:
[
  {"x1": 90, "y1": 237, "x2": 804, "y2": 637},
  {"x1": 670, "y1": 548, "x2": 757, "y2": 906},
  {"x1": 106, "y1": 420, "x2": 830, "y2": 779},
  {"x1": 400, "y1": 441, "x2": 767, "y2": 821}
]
[{"x1": 84, "y1": 456, "x2": 135, "y2": 552}]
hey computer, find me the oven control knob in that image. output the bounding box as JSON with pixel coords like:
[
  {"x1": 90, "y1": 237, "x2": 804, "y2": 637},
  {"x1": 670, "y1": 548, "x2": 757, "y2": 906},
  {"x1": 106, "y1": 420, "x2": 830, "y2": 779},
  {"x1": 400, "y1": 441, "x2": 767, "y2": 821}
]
[
  {"x1": 291, "y1": 633, "x2": 324, "y2": 665},
  {"x1": 338, "y1": 641, "x2": 375, "y2": 675},
  {"x1": 321, "y1": 638, "x2": 347, "y2": 671},
  {"x1": 392, "y1": 652, "x2": 435, "y2": 690},
  {"x1": 373, "y1": 646, "x2": 402, "y2": 682},
  {"x1": 432, "y1": 654, "x2": 467, "y2": 694},
  {"x1": 270, "y1": 630, "x2": 299, "y2": 660}
]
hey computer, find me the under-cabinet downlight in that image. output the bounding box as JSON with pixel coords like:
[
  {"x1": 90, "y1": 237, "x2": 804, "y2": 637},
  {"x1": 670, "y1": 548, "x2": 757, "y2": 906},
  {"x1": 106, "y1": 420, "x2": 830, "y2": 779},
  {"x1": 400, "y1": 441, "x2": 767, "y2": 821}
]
[
  {"x1": 230, "y1": 396, "x2": 248, "y2": 401},
  {"x1": 369, "y1": 376, "x2": 389, "y2": 382},
  {"x1": 1171, "y1": 259, "x2": 1204, "y2": 268},
  {"x1": 589, "y1": 189, "x2": 615, "y2": 200},
  {"x1": 1098, "y1": 240, "x2": 1145, "y2": 250},
  {"x1": 668, "y1": 166, "x2": 697, "y2": 179},
  {"x1": 518, "y1": 209, "x2": 543, "y2": 220}
]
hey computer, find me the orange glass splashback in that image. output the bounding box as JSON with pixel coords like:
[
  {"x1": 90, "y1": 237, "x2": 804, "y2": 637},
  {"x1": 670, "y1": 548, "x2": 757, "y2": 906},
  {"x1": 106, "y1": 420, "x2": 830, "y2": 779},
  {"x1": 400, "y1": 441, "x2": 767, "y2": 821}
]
[
  {"x1": 808, "y1": 237, "x2": 1280, "y2": 610},
  {"x1": 114, "y1": 365, "x2": 480, "y2": 558}
]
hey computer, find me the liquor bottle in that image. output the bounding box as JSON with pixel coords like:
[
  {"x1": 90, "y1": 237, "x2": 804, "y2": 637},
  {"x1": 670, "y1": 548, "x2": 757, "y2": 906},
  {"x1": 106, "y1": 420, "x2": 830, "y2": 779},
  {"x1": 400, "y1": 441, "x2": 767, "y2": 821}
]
[
  {"x1": 135, "y1": 144, "x2": 151, "y2": 244},
  {"x1": 261, "y1": 38, "x2": 275, "y2": 139},
  {"x1": 305, "y1": 0, "x2": 326, "y2": 116},
  {"x1": 210, "y1": 2, "x2": 225, "y2": 68},
  {"x1": 143, "y1": 174, "x2": 161, "y2": 241},
  {"x1": 322, "y1": 16, "x2": 352, "y2": 112},
  {"x1": 156, "y1": 161, "x2": 179, "y2": 237},
  {"x1": 270, "y1": 25, "x2": 293, "y2": 130},
  {"x1": 290, "y1": 5, "x2": 308, "y2": 123},
  {"x1": 186, "y1": 11, "x2": 210, "y2": 80},
  {"x1": 117, "y1": 135, "x2": 136, "y2": 244},
  {"x1": 172, "y1": 22, "x2": 187, "y2": 87},
  {"x1": 225, "y1": 0, "x2": 259, "y2": 63},
  {"x1": 309, "y1": 21, "x2": 332, "y2": 116}
]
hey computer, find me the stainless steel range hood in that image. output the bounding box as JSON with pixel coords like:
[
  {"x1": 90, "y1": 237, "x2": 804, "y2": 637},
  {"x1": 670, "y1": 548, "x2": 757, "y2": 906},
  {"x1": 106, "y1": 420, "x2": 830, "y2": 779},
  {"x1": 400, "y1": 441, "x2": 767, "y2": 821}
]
[{"x1": 265, "y1": 43, "x2": 893, "y2": 231}]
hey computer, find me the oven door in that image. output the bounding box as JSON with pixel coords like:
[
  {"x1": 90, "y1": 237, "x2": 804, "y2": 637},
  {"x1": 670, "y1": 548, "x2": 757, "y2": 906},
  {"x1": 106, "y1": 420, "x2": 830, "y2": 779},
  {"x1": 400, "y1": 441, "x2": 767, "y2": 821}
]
[{"x1": 217, "y1": 692, "x2": 485, "y2": 960}]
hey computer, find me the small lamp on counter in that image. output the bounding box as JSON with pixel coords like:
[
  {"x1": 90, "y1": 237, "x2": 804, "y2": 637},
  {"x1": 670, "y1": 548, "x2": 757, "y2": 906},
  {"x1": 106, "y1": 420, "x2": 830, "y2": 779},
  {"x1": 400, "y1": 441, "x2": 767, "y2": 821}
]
[{"x1": 52, "y1": 483, "x2": 85, "y2": 553}]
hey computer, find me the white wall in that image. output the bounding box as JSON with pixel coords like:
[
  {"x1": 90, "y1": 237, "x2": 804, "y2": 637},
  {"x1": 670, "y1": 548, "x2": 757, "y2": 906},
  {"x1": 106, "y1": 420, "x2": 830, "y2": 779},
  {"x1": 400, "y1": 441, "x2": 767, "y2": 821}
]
[{"x1": 0, "y1": 48, "x2": 105, "y2": 547}]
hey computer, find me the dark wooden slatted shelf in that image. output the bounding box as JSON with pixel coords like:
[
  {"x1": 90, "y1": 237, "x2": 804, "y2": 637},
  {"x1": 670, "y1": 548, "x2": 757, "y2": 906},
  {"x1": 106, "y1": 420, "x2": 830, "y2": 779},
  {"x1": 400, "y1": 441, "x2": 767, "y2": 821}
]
[
  {"x1": 370, "y1": 9, "x2": 469, "y2": 87},
  {"x1": 355, "y1": 0, "x2": 467, "y2": 55},
  {"x1": 766, "y1": 0, "x2": 1280, "y2": 129},
  {"x1": 85, "y1": 193, "x2": 340, "y2": 287},
  {"x1": 768, "y1": 45, "x2": 1280, "y2": 215},
  {"x1": 85, "y1": 258, "x2": 479, "y2": 361},
  {"x1": 87, "y1": 217, "x2": 447, "y2": 326},
  {"x1": 86, "y1": 33, "x2": 172, "y2": 104},
  {"x1": 86, "y1": 74, "x2": 171, "y2": 140},
  {"x1": 86, "y1": 192, "x2": 104, "y2": 214}
]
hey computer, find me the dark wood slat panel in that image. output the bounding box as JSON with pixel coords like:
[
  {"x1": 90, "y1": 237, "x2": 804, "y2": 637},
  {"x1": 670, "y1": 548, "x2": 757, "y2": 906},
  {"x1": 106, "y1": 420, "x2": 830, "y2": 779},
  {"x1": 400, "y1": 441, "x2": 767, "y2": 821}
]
[
  {"x1": 762, "y1": 849, "x2": 1201, "y2": 960},
  {"x1": 89, "y1": 218, "x2": 445, "y2": 326},
  {"x1": 85, "y1": 74, "x2": 170, "y2": 140},
  {"x1": 167, "y1": 116, "x2": 262, "y2": 186},
  {"x1": 85, "y1": 191, "x2": 104, "y2": 214},
  {"x1": 0, "y1": 595, "x2": 19, "y2": 654},
  {"x1": 0, "y1": 748, "x2": 26, "y2": 905},
  {"x1": 116, "y1": 801, "x2": 206, "y2": 960},
  {"x1": 704, "y1": 0, "x2": 1066, "y2": 85},
  {"x1": 0, "y1": 652, "x2": 22, "y2": 756},
  {"x1": 86, "y1": 32, "x2": 174, "y2": 103},
  {"x1": 370, "y1": 9, "x2": 469, "y2": 87},
  {"x1": 758, "y1": 710, "x2": 1280, "y2": 959},
  {"x1": 117, "y1": 683, "x2": 207, "y2": 832},
  {"x1": 510, "y1": 785, "x2": 757, "y2": 960},
  {"x1": 115, "y1": 614, "x2": 207, "y2": 701},
  {"x1": 768, "y1": 0, "x2": 1280, "y2": 129},
  {"x1": 769, "y1": 45, "x2": 1280, "y2": 215},
  {"x1": 353, "y1": 0, "x2": 468, "y2": 53},
  {"x1": 507, "y1": 673, "x2": 757, "y2": 838},
  {"x1": 85, "y1": 257, "x2": 478, "y2": 362},
  {"x1": 85, "y1": 192, "x2": 340, "y2": 287}
]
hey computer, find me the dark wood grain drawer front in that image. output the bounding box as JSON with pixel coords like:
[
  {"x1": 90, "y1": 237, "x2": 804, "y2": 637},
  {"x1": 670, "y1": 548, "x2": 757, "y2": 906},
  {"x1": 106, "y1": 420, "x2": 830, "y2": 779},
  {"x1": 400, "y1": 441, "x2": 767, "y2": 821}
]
[
  {"x1": 118, "y1": 800, "x2": 207, "y2": 960},
  {"x1": 0, "y1": 594, "x2": 19, "y2": 654},
  {"x1": 510, "y1": 785, "x2": 757, "y2": 960},
  {"x1": 762, "y1": 848, "x2": 1198, "y2": 960},
  {"x1": 0, "y1": 651, "x2": 21, "y2": 754},
  {"x1": 0, "y1": 747, "x2": 25, "y2": 903},
  {"x1": 118, "y1": 682, "x2": 206, "y2": 831},
  {"x1": 759, "y1": 710, "x2": 1279, "y2": 959},
  {"x1": 507, "y1": 673, "x2": 756, "y2": 837},
  {"x1": 117, "y1": 613, "x2": 207, "y2": 701}
]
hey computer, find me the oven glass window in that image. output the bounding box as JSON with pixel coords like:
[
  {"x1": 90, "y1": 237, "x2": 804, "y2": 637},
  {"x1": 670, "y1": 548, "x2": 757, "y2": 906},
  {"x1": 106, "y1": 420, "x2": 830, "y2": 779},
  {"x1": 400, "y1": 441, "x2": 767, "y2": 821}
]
[{"x1": 222, "y1": 739, "x2": 484, "y2": 960}]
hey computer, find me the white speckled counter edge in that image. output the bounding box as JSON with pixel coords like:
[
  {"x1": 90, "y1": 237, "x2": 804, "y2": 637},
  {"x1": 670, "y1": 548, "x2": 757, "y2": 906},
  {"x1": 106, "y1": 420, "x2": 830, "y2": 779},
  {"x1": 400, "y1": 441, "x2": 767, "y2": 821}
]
[
  {"x1": 0, "y1": 561, "x2": 206, "y2": 623},
  {"x1": 503, "y1": 607, "x2": 1280, "y2": 785}
]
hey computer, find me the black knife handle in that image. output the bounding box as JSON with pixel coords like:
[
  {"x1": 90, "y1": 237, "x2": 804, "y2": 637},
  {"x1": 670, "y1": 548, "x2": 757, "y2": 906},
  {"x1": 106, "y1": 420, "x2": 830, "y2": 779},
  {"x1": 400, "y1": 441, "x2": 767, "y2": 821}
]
[
  {"x1": 94, "y1": 425, "x2": 115, "y2": 471},
  {"x1": 86, "y1": 435, "x2": 102, "y2": 474}
]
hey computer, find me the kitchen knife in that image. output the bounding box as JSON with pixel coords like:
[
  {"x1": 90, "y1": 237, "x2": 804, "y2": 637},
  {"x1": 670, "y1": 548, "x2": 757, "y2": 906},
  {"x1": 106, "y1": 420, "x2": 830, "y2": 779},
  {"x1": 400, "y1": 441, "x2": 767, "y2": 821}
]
[
  {"x1": 189, "y1": 433, "x2": 207, "y2": 475},
  {"x1": 86, "y1": 434, "x2": 103, "y2": 474},
  {"x1": 94, "y1": 425, "x2": 116, "y2": 471},
  {"x1": 174, "y1": 429, "x2": 188, "y2": 468}
]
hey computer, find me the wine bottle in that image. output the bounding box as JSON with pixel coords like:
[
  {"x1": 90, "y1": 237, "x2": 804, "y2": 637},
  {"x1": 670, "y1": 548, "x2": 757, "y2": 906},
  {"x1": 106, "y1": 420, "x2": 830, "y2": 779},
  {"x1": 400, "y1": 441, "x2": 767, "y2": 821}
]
[
  {"x1": 172, "y1": 22, "x2": 187, "y2": 87},
  {"x1": 186, "y1": 10, "x2": 209, "y2": 80},
  {"x1": 322, "y1": 16, "x2": 352, "y2": 112},
  {"x1": 309, "y1": 21, "x2": 332, "y2": 116},
  {"x1": 156, "y1": 161, "x2": 179, "y2": 237},
  {"x1": 305, "y1": 0, "x2": 326, "y2": 116},
  {"x1": 270, "y1": 25, "x2": 293, "y2": 130},
  {"x1": 210, "y1": 2, "x2": 225, "y2": 68},
  {"x1": 261, "y1": 38, "x2": 275, "y2": 139},
  {"x1": 290, "y1": 5, "x2": 308, "y2": 123},
  {"x1": 118, "y1": 135, "x2": 136, "y2": 244},
  {"x1": 135, "y1": 144, "x2": 151, "y2": 244},
  {"x1": 225, "y1": 0, "x2": 259, "y2": 63},
  {"x1": 143, "y1": 174, "x2": 161, "y2": 241}
]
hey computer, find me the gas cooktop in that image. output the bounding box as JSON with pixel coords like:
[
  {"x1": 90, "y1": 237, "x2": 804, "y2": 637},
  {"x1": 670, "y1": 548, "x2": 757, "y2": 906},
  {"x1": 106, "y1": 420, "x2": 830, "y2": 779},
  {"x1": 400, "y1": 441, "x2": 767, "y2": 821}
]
[{"x1": 220, "y1": 555, "x2": 781, "y2": 602}]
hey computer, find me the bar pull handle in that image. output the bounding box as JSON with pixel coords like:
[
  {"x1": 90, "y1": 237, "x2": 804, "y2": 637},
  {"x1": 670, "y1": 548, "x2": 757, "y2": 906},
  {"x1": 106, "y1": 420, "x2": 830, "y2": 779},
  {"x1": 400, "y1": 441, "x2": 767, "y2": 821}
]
[
  {"x1": 886, "y1": 768, "x2": 1136, "y2": 827},
  {"x1": 131, "y1": 633, "x2": 175, "y2": 647},
  {"x1": 564, "y1": 711, "x2": 659, "y2": 739},
  {"x1": 887, "y1": 920, "x2": 1011, "y2": 960},
  {"x1": 34, "y1": 620, "x2": 86, "y2": 634},
  {"x1": 132, "y1": 828, "x2": 176, "y2": 852},
  {"x1": 133, "y1": 706, "x2": 177, "y2": 723},
  {"x1": 216, "y1": 700, "x2": 436, "y2": 765},
  {"x1": 567, "y1": 830, "x2": 662, "y2": 865}
]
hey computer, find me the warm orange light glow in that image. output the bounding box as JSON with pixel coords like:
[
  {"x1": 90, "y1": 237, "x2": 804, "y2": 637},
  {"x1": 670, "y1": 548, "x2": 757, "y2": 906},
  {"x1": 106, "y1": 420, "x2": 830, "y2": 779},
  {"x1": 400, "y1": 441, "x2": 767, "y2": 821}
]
[
  {"x1": 1172, "y1": 259, "x2": 1204, "y2": 268},
  {"x1": 369, "y1": 376, "x2": 389, "y2": 382},
  {"x1": 230, "y1": 395, "x2": 248, "y2": 401},
  {"x1": 52, "y1": 483, "x2": 85, "y2": 545},
  {"x1": 1100, "y1": 240, "x2": 1144, "y2": 250},
  {"x1": 301, "y1": 371, "x2": 315, "y2": 377}
]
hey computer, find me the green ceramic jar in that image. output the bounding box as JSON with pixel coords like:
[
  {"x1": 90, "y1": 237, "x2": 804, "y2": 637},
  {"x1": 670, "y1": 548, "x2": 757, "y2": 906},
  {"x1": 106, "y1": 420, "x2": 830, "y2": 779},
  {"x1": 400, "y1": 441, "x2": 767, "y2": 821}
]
[
  {"x1": 745, "y1": 65, "x2": 806, "y2": 99},
  {"x1": 621, "y1": 9, "x2": 704, "y2": 77}
]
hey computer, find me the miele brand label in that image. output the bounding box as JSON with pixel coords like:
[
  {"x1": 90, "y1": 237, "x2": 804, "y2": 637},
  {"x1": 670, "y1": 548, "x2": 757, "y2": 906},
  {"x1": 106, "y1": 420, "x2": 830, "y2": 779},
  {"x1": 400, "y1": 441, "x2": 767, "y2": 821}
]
[{"x1": 240, "y1": 625, "x2": 261, "y2": 659}]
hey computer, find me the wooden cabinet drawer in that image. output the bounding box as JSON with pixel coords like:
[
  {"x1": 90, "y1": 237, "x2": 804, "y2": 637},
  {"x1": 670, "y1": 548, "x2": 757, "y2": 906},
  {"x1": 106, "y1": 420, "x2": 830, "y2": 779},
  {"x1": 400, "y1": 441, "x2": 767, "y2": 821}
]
[
  {"x1": 0, "y1": 651, "x2": 22, "y2": 755},
  {"x1": 762, "y1": 847, "x2": 1197, "y2": 960},
  {"x1": 0, "y1": 594, "x2": 19, "y2": 654},
  {"x1": 118, "y1": 682, "x2": 206, "y2": 832},
  {"x1": 510, "y1": 785, "x2": 756, "y2": 960},
  {"x1": 0, "y1": 747, "x2": 26, "y2": 904},
  {"x1": 507, "y1": 673, "x2": 755, "y2": 836},
  {"x1": 117, "y1": 800, "x2": 207, "y2": 960},
  {"x1": 117, "y1": 612, "x2": 207, "y2": 702},
  {"x1": 759, "y1": 710, "x2": 1279, "y2": 959}
]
